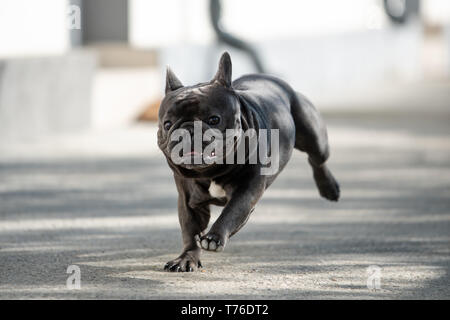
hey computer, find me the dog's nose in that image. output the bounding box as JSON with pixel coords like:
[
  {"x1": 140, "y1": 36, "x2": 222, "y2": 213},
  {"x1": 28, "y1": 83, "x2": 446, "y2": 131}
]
[
  {"x1": 180, "y1": 123, "x2": 195, "y2": 136},
  {"x1": 186, "y1": 126, "x2": 194, "y2": 136}
]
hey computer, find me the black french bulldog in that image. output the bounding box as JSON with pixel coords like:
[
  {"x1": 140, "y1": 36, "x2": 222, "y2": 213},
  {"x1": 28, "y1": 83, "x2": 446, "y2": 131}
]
[{"x1": 158, "y1": 52, "x2": 340, "y2": 272}]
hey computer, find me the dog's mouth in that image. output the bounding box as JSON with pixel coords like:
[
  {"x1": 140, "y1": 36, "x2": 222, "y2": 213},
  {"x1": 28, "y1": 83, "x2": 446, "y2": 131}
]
[
  {"x1": 178, "y1": 149, "x2": 218, "y2": 167},
  {"x1": 163, "y1": 127, "x2": 241, "y2": 170},
  {"x1": 183, "y1": 150, "x2": 216, "y2": 158}
]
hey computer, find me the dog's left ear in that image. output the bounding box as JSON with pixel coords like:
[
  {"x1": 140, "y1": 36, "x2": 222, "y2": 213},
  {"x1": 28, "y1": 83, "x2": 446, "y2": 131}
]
[{"x1": 213, "y1": 52, "x2": 232, "y2": 87}]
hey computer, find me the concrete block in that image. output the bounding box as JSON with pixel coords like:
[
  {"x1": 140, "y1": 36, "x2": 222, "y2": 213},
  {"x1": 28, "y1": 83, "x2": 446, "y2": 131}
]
[{"x1": 0, "y1": 51, "x2": 97, "y2": 143}]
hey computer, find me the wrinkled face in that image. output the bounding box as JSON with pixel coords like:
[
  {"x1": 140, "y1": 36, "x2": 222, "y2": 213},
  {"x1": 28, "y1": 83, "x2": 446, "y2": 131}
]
[
  {"x1": 157, "y1": 52, "x2": 241, "y2": 172},
  {"x1": 158, "y1": 84, "x2": 240, "y2": 170}
]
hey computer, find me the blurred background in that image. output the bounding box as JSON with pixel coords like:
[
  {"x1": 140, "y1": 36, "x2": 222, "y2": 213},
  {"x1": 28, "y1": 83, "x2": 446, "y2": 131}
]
[
  {"x1": 0, "y1": 0, "x2": 449, "y2": 152},
  {"x1": 0, "y1": 0, "x2": 450, "y2": 299}
]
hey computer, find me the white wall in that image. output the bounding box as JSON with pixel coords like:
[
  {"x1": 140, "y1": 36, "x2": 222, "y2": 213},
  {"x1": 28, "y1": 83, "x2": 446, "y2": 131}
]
[
  {"x1": 129, "y1": 0, "x2": 388, "y2": 48},
  {"x1": 422, "y1": 0, "x2": 450, "y2": 26},
  {"x1": 130, "y1": 0, "x2": 213, "y2": 47},
  {"x1": 0, "y1": 0, "x2": 69, "y2": 57},
  {"x1": 223, "y1": 0, "x2": 388, "y2": 40}
]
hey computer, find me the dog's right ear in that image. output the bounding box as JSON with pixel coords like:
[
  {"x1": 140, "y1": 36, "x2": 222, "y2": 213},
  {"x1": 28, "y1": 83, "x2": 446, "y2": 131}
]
[
  {"x1": 213, "y1": 52, "x2": 232, "y2": 88},
  {"x1": 165, "y1": 66, "x2": 184, "y2": 94}
]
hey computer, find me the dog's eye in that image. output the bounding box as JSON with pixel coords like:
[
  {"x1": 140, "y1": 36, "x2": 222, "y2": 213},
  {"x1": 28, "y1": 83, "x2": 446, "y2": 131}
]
[
  {"x1": 208, "y1": 115, "x2": 220, "y2": 126},
  {"x1": 164, "y1": 121, "x2": 172, "y2": 131}
]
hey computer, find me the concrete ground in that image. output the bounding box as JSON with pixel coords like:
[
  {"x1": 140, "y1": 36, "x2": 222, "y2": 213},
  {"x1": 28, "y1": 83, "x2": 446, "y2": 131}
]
[{"x1": 0, "y1": 112, "x2": 449, "y2": 299}]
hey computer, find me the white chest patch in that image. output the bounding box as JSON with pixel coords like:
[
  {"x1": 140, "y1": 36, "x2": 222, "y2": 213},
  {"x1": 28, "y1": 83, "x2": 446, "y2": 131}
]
[{"x1": 209, "y1": 181, "x2": 226, "y2": 198}]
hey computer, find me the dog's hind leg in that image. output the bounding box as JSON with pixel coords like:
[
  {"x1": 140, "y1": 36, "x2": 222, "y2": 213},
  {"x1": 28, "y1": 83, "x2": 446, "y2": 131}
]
[{"x1": 291, "y1": 92, "x2": 340, "y2": 201}]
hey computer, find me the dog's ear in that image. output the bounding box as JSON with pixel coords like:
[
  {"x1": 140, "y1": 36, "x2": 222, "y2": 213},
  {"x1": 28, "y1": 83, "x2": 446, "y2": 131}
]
[
  {"x1": 213, "y1": 52, "x2": 232, "y2": 87},
  {"x1": 165, "y1": 66, "x2": 184, "y2": 94}
]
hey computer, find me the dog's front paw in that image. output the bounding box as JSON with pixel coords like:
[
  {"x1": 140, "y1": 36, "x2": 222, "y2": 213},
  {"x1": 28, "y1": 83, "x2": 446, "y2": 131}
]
[
  {"x1": 164, "y1": 250, "x2": 202, "y2": 272},
  {"x1": 196, "y1": 233, "x2": 226, "y2": 252}
]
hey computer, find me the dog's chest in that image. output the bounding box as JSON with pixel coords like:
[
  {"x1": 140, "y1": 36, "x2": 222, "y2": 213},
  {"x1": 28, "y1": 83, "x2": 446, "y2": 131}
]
[{"x1": 208, "y1": 181, "x2": 226, "y2": 198}]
